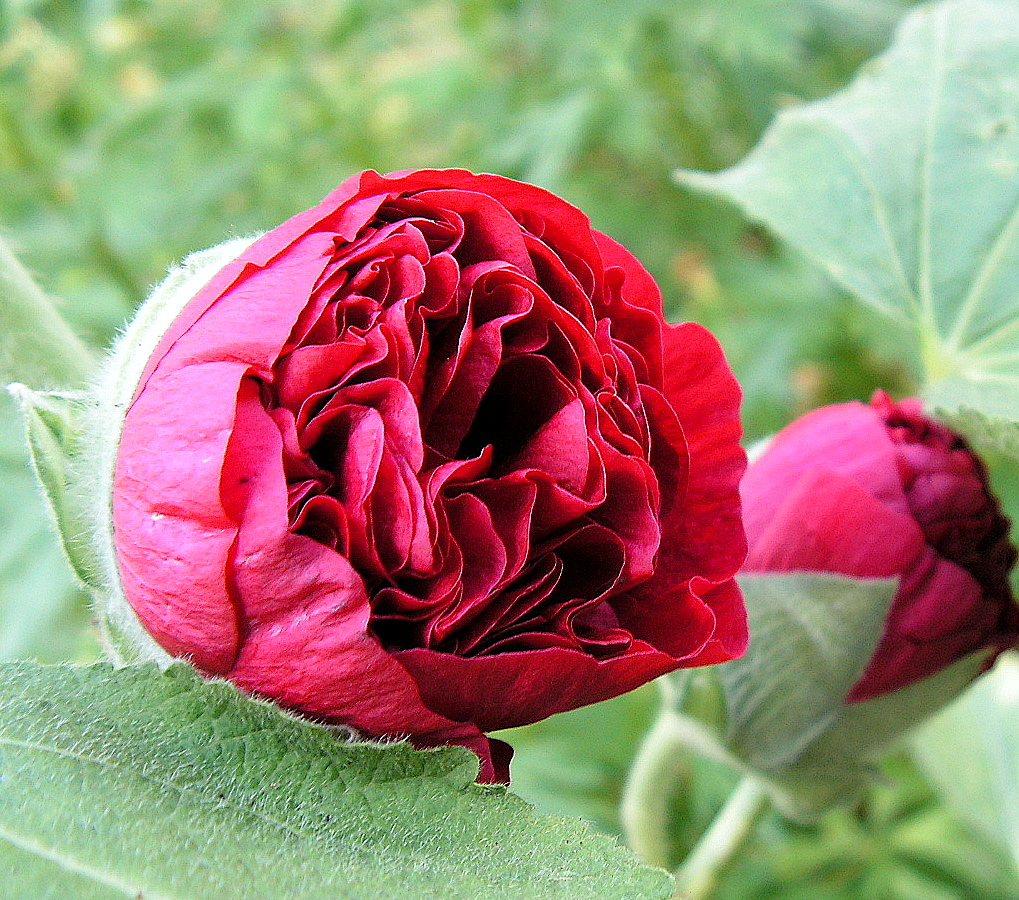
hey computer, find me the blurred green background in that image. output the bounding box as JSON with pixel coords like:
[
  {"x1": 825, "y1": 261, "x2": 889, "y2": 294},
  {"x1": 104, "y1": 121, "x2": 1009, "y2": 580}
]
[{"x1": 2, "y1": 1, "x2": 1017, "y2": 897}]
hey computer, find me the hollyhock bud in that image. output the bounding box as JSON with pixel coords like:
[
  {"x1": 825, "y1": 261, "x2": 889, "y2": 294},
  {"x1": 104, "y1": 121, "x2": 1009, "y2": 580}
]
[
  {"x1": 742, "y1": 390, "x2": 1019, "y2": 702},
  {"x1": 683, "y1": 390, "x2": 1019, "y2": 818},
  {"x1": 89, "y1": 169, "x2": 747, "y2": 782}
]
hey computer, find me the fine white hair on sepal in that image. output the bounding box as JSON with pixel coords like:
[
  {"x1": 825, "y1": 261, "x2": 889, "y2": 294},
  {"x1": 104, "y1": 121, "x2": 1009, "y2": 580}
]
[{"x1": 84, "y1": 234, "x2": 264, "y2": 667}]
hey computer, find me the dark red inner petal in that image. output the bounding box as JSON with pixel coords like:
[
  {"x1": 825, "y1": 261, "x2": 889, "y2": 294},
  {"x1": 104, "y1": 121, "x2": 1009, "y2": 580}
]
[
  {"x1": 259, "y1": 188, "x2": 690, "y2": 661},
  {"x1": 876, "y1": 393, "x2": 1017, "y2": 607}
]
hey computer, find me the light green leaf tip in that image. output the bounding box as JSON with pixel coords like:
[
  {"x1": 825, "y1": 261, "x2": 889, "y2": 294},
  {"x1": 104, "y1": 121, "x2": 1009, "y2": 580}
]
[
  {"x1": 678, "y1": 0, "x2": 1019, "y2": 442},
  {"x1": 7, "y1": 385, "x2": 101, "y2": 591},
  {"x1": 0, "y1": 661, "x2": 674, "y2": 900}
]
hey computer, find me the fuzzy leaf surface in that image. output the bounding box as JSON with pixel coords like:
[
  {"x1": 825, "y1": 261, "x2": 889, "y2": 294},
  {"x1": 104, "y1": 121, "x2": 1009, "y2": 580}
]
[{"x1": 0, "y1": 662, "x2": 674, "y2": 900}]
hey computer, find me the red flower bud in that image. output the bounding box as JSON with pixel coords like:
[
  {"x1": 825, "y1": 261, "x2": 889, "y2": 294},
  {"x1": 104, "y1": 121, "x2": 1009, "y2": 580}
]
[
  {"x1": 742, "y1": 390, "x2": 1019, "y2": 702},
  {"x1": 107, "y1": 169, "x2": 748, "y2": 781}
]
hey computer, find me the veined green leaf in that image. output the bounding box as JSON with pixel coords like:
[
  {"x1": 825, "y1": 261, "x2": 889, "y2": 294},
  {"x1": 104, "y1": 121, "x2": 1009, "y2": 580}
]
[
  {"x1": 678, "y1": 0, "x2": 1019, "y2": 441},
  {"x1": 0, "y1": 661, "x2": 674, "y2": 900}
]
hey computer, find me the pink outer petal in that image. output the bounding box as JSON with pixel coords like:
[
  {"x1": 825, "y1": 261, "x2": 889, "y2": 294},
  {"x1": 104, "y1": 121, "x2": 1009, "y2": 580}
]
[
  {"x1": 393, "y1": 641, "x2": 680, "y2": 733},
  {"x1": 115, "y1": 173, "x2": 405, "y2": 667},
  {"x1": 744, "y1": 467, "x2": 926, "y2": 577},
  {"x1": 113, "y1": 360, "x2": 249, "y2": 673},
  {"x1": 741, "y1": 401, "x2": 909, "y2": 546},
  {"x1": 115, "y1": 227, "x2": 362, "y2": 672}
]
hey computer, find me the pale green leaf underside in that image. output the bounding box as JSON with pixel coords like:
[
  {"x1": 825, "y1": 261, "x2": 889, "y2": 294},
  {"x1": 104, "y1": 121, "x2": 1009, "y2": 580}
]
[
  {"x1": 679, "y1": 0, "x2": 1019, "y2": 435},
  {"x1": 718, "y1": 574, "x2": 987, "y2": 821},
  {"x1": 913, "y1": 651, "x2": 1019, "y2": 867},
  {"x1": 0, "y1": 662, "x2": 673, "y2": 900},
  {"x1": 926, "y1": 375, "x2": 1019, "y2": 459},
  {"x1": 719, "y1": 572, "x2": 896, "y2": 773}
]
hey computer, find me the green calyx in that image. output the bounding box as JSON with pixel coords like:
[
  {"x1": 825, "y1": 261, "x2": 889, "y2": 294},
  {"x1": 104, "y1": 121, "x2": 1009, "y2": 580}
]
[{"x1": 11, "y1": 236, "x2": 260, "y2": 667}]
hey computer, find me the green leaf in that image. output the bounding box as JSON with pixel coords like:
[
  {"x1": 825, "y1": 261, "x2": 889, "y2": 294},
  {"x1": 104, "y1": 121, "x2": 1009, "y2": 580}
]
[
  {"x1": 7, "y1": 385, "x2": 102, "y2": 592},
  {"x1": 0, "y1": 235, "x2": 94, "y2": 390},
  {"x1": 912, "y1": 651, "x2": 1019, "y2": 867},
  {"x1": 718, "y1": 572, "x2": 896, "y2": 773},
  {"x1": 678, "y1": 0, "x2": 1019, "y2": 430},
  {"x1": 0, "y1": 391, "x2": 94, "y2": 663},
  {"x1": 0, "y1": 661, "x2": 674, "y2": 900}
]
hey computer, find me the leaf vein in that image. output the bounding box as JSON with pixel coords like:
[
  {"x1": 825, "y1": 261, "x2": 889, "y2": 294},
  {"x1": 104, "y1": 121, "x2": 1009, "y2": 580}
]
[
  {"x1": 0, "y1": 734, "x2": 333, "y2": 845},
  {"x1": 950, "y1": 198, "x2": 1019, "y2": 352},
  {"x1": 961, "y1": 311, "x2": 1019, "y2": 357},
  {"x1": 819, "y1": 116, "x2": 919, "y2": 322},
  {"x1": 0, "y1": 821, "x2": 178, "y2": 900},
  {"x1": 919, "y1": 2, "x2": 949, "y2": 335}
]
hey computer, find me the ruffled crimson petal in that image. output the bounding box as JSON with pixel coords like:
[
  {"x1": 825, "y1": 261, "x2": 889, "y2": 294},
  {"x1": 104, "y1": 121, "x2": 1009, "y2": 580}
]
[
  {"x1": 657, "y1": 322, "x2": 747, "y2": 582},
  {"x1": 617, "y1": 321, "x2": 747, "y2": 661},
  {"x1": 219, "y1": 385, "x2": 500, "y2": 771},
  {"x1": 393, "y1": 642, "x2": 679, "y2": 732},
  {"x1": 590, "y1": 231, "x2": 667, "y2": 379}
]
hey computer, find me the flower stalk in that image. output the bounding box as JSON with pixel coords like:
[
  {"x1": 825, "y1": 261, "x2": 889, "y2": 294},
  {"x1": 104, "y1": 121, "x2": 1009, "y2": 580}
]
[
  {"x1": 622, "y1": 686, "x2": 770, "y2": 898},
  {"x1": 619, "y1": 703, "x2": 691, "y2": 869},
  {"x1": 675, "y1": 776, "x2": 769, "y2": 900}
]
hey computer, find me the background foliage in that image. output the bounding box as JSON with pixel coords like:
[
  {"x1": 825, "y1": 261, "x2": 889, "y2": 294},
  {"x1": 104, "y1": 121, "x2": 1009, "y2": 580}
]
[{"x1": 2, "y1": 1, "x2": 1018, "y2": 897}]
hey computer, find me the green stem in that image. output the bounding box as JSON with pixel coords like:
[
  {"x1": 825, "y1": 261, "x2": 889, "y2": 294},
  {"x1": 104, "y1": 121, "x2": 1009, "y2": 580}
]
[
  {"x1": 675, "y1": 776, "x2": 770, "y2": 900},
  {"x1": 620, "y1": 704, "x2": 691, "y2": 869},
  {"x1": 0, "y1": 235, "x2": 95, "y2": 389}
]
